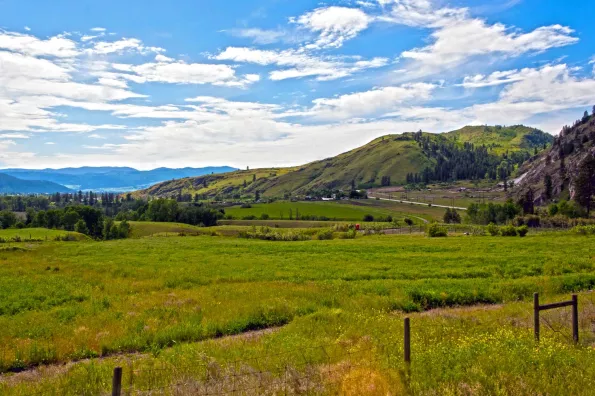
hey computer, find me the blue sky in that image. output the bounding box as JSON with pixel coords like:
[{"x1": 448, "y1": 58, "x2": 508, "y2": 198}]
[{"x1": 1, "y1": 0, "x2": 594, "y2": 169}]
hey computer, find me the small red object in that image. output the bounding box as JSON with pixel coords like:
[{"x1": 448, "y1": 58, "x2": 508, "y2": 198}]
[{"x1": 355, "y1": 224, "x2": 360, "y2": 230}]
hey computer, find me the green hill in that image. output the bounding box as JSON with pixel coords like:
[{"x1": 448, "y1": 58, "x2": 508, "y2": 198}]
[{"x1": 138, "y1": 125, "x2": 553, "y2": 199}]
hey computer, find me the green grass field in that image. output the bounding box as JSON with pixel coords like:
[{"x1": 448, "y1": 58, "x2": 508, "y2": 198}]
[
  {"x1": 1, "y1": 231, "x2": 595, "y2": 394},
  {"x1": 0, "y1": 228, "x2": 88, "y2": 241},
  {"x1": 225, "y1": 200, "x2": 427, "y2": 223}
]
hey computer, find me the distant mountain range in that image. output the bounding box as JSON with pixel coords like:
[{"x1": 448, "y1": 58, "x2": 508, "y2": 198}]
[
  {"x1": 0, "y1": 173, "x2": 73, "y2": 194},
  {"x1": 0, "y1": 166, "x2": 237, "y2": 193}
]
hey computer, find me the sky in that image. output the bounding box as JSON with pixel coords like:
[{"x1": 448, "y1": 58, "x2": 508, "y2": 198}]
[{"x1": 1, "y1": 0, "x2": 594, "y2": 170}]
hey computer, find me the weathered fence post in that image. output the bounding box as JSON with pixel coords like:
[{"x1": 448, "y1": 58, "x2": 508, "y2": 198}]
[
  {"x1": 404, "y1": 317, "x2": 411, "y2": 363},
  {"x1": 533, "y1": 293, "x2": 540, "y2": 342},
  {"x1": 112, "y1": 366, "x2": 122, "y2": 396},
  {"x1": 572, "y1": 294, "x2": 579, "y2": 344}
]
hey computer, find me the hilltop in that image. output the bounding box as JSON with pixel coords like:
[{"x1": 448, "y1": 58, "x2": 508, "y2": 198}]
[
  {"x1": 0, "y1": 173, "x2": 72, "y2": 194},
  {"x1": 516, "y1": 111, "x2": 595, "y2": 204},
  {"x1": 138, "y1": 125, "x2": 553, "y2": 199}
]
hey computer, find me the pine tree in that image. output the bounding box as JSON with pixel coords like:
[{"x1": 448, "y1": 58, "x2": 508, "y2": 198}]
[
  {"x1": 544, "y1": 174, "x2": 553, "y2": 201},
  {"x1": 574, "y1": 154, "x2": 595, "y2": 215}
]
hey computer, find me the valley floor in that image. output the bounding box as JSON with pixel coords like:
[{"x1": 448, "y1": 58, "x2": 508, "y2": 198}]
[{"x1": 1, "y1": 230, "x2": 594, "y2": 394}]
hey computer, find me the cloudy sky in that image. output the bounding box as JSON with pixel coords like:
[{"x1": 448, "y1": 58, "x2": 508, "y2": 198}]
[{"x1": 1, "y1": 0, "x2": 594, "y2": 170}]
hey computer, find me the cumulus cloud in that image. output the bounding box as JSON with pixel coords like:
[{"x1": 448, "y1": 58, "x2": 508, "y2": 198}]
[
  {"x1": 293, "y1": 6, "x2": 372, "y2": 49},
  {"x1": 0, "y1": 31, "x2": 79, "y2": 57},
  {"x1": 376, "y1": 0, "x2": 578, "y2": 76},
  {"x1": 308, "y1": 83, "x2": 437, "y2": 120}
]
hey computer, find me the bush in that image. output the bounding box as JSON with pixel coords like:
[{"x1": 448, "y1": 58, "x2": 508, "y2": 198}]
[
  {"x1": 242, "y1": 215, "x2": 257, "y2": 220},
  {"x1": 316, "y1": 229, "x2": 334, "y2": 240},
  {"x1": 404, "y1": 218, "x2": 413, "y2": 226},
  {"x1": 571, "y1": 225, "x2": 595, "y2": 235},
  {"x1": 486, "y1": 223, "x2": 499, "y2": 236},
  {"x1": 240, "y1": 203, "x2": 252, "y2": 209},
  {"x1": 426, "y1": 223, "x2": 447, "y2": 237},
  {"x1": 517, "y1": 225, "x2": 529, "y2": 237},
  {"x1": 338, "y1": 229, "x2": 357, "y2": 239},
  {"x1": 260, "y1": 213, "x2": 270, "y2": 220},
  {"x1": 15, "y1": 222, "x2": 25, "y2": 229},
  {"x1": 363, "y1": 214, "x2": 374, "y2": 222},
  {"x1": 500, "y1": 225, "x2": 518, "y2": 236}
]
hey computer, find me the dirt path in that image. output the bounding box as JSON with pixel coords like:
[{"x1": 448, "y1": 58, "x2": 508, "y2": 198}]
[
  {"x1": 0, "y1": 327, "x2": 281, "y2": 386},
  {"x1": 368, "y1": 194, "x2": 467, "y2": 211}
]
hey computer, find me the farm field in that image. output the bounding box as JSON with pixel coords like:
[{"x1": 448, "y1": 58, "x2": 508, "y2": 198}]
[
  {"x1": 224, "y1": 200, "x2": 428, "y2": 222},
  {"x1": 0, "y1": 228, "x2": 88, "y2": 241},
  {"x1": 1, "y1": 231, "x2": 595, "y2": 394}
]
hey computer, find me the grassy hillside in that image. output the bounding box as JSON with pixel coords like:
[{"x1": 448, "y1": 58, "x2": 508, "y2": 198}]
[
  {"x1": 445, "y1": 125, "x2": 552, "y2": 154},
  {"x1": 137, "y1": 125, "x2": 553, "y2": 199}
]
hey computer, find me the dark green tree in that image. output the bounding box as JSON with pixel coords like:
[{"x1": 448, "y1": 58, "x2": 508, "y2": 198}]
[
  {"x1": 544, "y1": 174, "x2": 553, "y2": 201},
  {"x1": 574, "y1": 154, "x2": 595, "y2": 215}
]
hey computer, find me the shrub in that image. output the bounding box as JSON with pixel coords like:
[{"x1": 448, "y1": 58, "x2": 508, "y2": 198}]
[
  {"x1": 486, "y1": 223, "x2": 499, "y2": 236},
  {"x1": 15, "y1": 222, "x2": 25, "y2": 229},
  {"x1": 500, "y1": 225, "x2": 518, "y2": 236},
  {"x1": 517, "y1": 225, "x2": 529, "y2": 237},
  {"x1": 363, "y1": 214, "x2": 374, "y2": 222},
  {"x1": 242, "y1": 215, "x2": 257, "y2": 220},
  {"x1": 260, "y1": 213, "x2": 270, "y2": 220},
  {"x1": 571, "y1": 225, "x2": 595, "y2": 235},
  {"x1": 338, "y1": 229, "x2": 357, "y2": 239},
  {"x1": 240, "y1": 203, "x2": 252, "y2": 209},
  {"x1": 426, "y1": 223, "x2": 447, "y2": 237},
  {"x1": 404, "y1": 218, "x2": 413, "y2": 226},
  {"x1": 316, "y1": 229, "x2": 334, "y2": 240}
]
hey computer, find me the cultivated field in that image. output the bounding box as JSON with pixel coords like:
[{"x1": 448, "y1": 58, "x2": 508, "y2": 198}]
[
  {"x1": 1, "y1": 231, "x2": 595, "y2": 394},
  {"x1": 224, "y1": 200, "x2": 431, "y2": 222}
]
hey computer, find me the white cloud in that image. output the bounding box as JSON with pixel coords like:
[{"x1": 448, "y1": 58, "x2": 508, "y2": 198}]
[
  {"x1": 155, "y1": 54, "x2": 174, "y2": 63},
  {"x1": 24, "y1": 26, "x2": 31, "y2": 31},
  {"x1": 110, "y1": 60, "x2": 259, "y2": 87},
  {"x1": 308, "y1": 83, "x2": 436, "y2": 120},
  {"x1": 45, "y1": 142, "x2": 55, "y2": 145},
  {"x1": 375, "y1": 1, "x2": 578, "y2": 76},
  {"x1": 293, "y1": 6, "x2": 372, "y2": 49},
  {"x1": 0, "y1": 31, "x2": 79, "y2": 57},
  {"x1": 88, "y1": 38, "x2": 165, "y2": 55},
  {"x1": 0, "y1": 133, "x2": 29, "y2": 139},
  {"x1": 88, "y1": 134, "x2": 105, "y2": 139},
  {"x1": 459, "y1": 68, "x2": 532, "y2": 88},
  {"x1": 81, "y1": 35, "x2": 98, "y2": 42},
  {"x1": 227, "y1": 28, "x2": 287, "y2": 45},
  {"x1": 213, "y1": 47, "x2": 388, "y2": 81},
  {"x1": 90, "y1": 27, "x2": 106, "y2": 32}
]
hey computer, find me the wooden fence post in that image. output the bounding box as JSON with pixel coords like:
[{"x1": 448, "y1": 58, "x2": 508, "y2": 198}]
[
  {"x1": 404, "y1": 317, "x2": 411, "y2": 363},
  {"x1": 533, "y1": 293, "x2": 540, "y2": 342},
  {"x1": 572, "y1": 294, "x2": 579, "y2": 344},
  {"x1": 112, "y1": 366, "x2": 122, "y2": 396}
]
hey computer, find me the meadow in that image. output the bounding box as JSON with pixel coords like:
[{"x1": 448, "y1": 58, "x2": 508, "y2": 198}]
[
  {"x1": 1, "y1": 230, "x2": 595, "y2": 394},
  {"x1": 224, "y1": 200, "x2": 430, "y2": 222}
]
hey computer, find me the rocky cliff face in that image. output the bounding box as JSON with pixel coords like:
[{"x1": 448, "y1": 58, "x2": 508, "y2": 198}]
[{"x1": 517, "y1": 111, "x2": 595, "y2": 205}]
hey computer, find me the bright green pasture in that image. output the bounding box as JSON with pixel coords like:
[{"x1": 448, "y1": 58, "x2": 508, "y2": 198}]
[
  {"x1": 0, "y1": 232, "x2": 594, "y2": 376},
  {"x1": 224, "y1": 200, "x2": 419, "y2": 222},
  {"x1": 0, "y1": 228, "x2": 88, "y2": 241}
]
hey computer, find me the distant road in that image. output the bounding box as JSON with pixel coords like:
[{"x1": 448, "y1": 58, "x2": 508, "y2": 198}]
[{"x1": 368, "y1": 194, "x2": 468, "y2": 211}]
